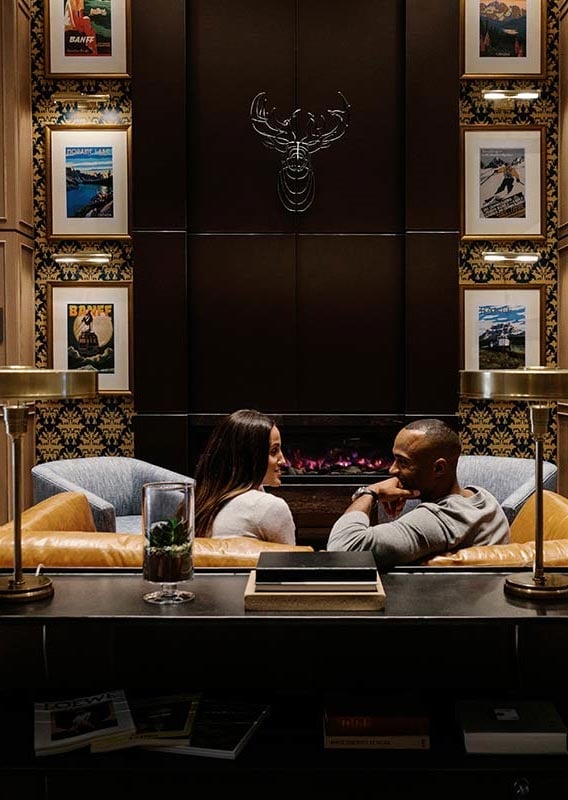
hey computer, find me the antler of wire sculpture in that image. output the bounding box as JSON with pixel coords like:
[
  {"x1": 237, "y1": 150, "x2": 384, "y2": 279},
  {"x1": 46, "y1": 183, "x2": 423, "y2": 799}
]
[{"x1": 250, "y1": 92, "x2": 350, "y2": 212}]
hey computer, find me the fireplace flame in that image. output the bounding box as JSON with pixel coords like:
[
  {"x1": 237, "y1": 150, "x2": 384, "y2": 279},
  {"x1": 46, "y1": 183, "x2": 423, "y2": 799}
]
[{"x1": 283, "y1": 446, "x2": 391, "y2": 476}]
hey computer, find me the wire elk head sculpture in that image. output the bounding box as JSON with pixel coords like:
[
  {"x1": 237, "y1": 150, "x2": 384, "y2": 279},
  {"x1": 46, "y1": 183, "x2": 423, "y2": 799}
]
[{"x1": 250, "y1": 91, "x2": 351, "y2": 213}]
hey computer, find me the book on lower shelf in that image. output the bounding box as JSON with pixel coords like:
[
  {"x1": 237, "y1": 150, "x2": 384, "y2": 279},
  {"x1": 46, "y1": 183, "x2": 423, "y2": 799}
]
[
  {"x1": 143, "y1": 697, "x2": 271, "y2": 759},
  {"x1": 90, "y1": 692, "x2": 201, "y2": 753},
  {"x1": 323, "y1": 696, "x2": 430, "y2": 750},
  {"x1": 456, "y1": 699, "x2": 568, "y2": 755},
  {"x1": 34, "y1": 689, "x2": 135, "y2": 757}
]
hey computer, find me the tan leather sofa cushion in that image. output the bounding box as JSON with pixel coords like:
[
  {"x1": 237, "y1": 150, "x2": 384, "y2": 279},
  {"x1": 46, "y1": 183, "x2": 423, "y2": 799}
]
[
  {"x1": 510, "y1": 490, "x2": 568, "y2": 543},
  {"x1": 0, "y1": 492, "x2": 312, "y2": 568},
  {"x1": 423, "y1": 539, "x2": 568, "y2": 567},
  {"x1": 193, "y1": 536, "x2": 312, "y2": 567},
  {"x1": 0, "y1": 532, "x2": 312, "y2": 569},
  {"x1": 0, "y1": 492, "x2": 97, "y2": 534},
  {"x1": 0, "y1": 529, "x2": 144, "y2": 569}
]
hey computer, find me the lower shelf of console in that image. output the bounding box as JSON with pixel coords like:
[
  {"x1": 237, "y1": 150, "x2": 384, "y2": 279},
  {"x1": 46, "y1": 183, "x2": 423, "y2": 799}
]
[{"x1": 2, "y1": 691, "x2": 568, "y2": 800}]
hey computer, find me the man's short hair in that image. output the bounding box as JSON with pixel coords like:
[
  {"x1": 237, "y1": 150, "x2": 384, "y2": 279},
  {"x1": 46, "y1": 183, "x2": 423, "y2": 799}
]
[{"x1": 403, "y1": 419, "x2": 461, "y2": 462}]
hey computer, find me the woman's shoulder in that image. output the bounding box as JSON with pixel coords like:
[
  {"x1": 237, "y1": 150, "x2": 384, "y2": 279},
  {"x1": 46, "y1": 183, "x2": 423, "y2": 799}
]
[{"x1": 228, "y1": 489, "x2": 287, "y2": 509}]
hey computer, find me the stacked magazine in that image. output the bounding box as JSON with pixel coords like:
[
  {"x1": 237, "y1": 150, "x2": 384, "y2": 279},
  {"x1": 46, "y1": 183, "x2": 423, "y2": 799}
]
[
  {"x1": 34, "y1": 691, "x2": 270, "y2": 760},
  {"x1": 34, "y1": 689, "x2": 136, "y2": 757}
]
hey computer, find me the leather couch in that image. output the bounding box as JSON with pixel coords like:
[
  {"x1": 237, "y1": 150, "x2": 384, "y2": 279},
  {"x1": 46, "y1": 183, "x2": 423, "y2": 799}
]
[
  {"x1": 423, "y1": 490, "x2": 568, "y2": 566},
  {"x1": 0, "y1": 492, "x2": 312, "y2": 569},
  {"x1": 3, "y1": 489, "x2": 568, "y2": 570}
]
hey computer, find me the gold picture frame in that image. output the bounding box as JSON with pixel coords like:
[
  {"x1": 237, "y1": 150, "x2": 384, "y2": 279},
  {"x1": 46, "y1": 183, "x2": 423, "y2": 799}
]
[
  {"x1": 46, "y1": 125, "x2": 131, "y2": 241},
  {"x1": 461, "y1": 0, "x2": 546, "y2": 79},
  {"x1": 47, "y1": 280, "x2": 133, "y2": 395},
  {"x1": 460, "y1": 283, "x2": 546, "y2": 370},
  {"x1": 461, "y1": 125, "x2": 546, "y2": 241},
  {"x1": 44, "y1": 0, "x2": 131, "y2": 78}
]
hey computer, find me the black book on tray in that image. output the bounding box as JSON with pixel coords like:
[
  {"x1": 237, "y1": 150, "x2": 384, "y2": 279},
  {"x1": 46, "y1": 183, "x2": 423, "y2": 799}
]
[
  {"x1": 246, "y1": 551, "x2": 384, "y2": 610},
  {"x1": 254, "y1": 551, "x2": 378, "y2": 591}
]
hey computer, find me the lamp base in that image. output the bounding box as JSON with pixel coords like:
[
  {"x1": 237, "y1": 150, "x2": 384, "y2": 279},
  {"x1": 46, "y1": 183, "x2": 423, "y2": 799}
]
[
  {"x1": 0, "y1": 575, "x2": 54, "y2": 603},
  {"x1": 504, "y1": 572, "x2": 568, "y2": 601}
]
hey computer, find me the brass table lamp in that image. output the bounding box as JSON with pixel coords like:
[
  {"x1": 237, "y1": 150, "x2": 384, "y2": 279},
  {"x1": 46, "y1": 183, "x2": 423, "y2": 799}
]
[
  {"x1": 0, "y1": 366, "x2": 97, "y2": 602},
  {"x1": 461, "y1": 367, "x2": 568, "y2": 600}
]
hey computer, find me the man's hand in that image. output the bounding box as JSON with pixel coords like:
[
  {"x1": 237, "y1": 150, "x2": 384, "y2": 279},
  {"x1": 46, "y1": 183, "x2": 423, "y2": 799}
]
[{"x1": 367, "y1": 477, "x2": 420, "y2": 519}]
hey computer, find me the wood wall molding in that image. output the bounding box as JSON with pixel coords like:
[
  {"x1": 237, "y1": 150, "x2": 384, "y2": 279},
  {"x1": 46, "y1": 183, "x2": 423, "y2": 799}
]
[
  {"x1": 0, "y1": 1, "x2": 35, "y2": 521},
  {"x1": 0, "y1": 0, "x2": 33, "y2": 236},
  {"x1": 559, "y1": 6, "x2": 568, "y2": 492}
]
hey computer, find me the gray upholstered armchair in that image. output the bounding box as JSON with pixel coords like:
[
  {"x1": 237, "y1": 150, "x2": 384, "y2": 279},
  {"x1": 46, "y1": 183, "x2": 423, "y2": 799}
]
[
  {"x1": 31, "y1": 457, "x2": 193, "y2": 533},
  {"x1": 375, "y1": 454, "x2": 558, "y2": 525}
]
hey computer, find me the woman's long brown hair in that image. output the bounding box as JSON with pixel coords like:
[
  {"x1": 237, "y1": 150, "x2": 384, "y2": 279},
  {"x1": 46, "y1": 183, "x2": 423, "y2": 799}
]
[{"x1": 194, "y1": 409, "x2": 275, "y2": 538}]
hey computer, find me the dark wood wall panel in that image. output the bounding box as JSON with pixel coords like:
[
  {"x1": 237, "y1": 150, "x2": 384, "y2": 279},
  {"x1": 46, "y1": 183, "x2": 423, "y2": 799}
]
[
  {"x1": 189, "y1": 235, "x2": 297, "y2": 411},
  {"x1": 405, "y1": 232, "x2": 459, "y2": 415},
  {"x1": 188, "y1": 0, "x2": 295, "y2": 233},
  {"x1": 297, "y1": 0, "x2": 404, "y2": 233},
  {"x1": 131, "y1": 0, "x2": 461, "y2": 455},
  {"x1": 405, "y1": 0, "x2": 460, "y2": 231},
  {"x1": 297, "y1": 235, "x2": 404, "y2": 411},
  {"x1": 133, "y1": 232, "x2": 188, "y2": 413},
  {"x1": 131, "y1": 0, "x2": 186, "y2": 231},
  {"x1": 133, "y1": 414, "x2": 190, "y2": 475}
]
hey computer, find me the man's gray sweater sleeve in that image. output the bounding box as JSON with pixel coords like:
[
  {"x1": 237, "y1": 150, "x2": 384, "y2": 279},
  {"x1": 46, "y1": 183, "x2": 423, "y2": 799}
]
[
  {"x1": 326, "y1": 508, "x2": 456, "y2": 569},
  {"x1": 326, "y1": 488, "x2": 510, "y2": 569}
]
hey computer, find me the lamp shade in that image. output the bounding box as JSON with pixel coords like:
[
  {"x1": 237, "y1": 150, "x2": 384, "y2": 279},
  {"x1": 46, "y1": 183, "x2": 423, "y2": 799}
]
[
  {"x1": 0, "y1": 366, "x2": 97, "y2": 402},
  {"x1": 460, "y1": 368, "x2": 568, "y2": 402}
]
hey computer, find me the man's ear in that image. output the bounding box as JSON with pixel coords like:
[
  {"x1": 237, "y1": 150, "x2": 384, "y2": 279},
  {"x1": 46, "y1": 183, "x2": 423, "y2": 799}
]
[{"x1": 433, "y1": 457, "x2": 447, "y2": 475}]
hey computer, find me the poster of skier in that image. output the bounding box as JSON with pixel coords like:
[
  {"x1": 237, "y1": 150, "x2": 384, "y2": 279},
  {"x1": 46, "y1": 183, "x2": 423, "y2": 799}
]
[
  {"x1": 479, "y1": 147, "x2": 526, "y2": 220},
  {"x1": 462, "y1": 126, "x2": 544, "y2": 240}
]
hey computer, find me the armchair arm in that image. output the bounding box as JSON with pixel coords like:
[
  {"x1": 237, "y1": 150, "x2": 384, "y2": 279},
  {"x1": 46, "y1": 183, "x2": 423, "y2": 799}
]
[
  {"x1": 501, "y1": 481, "x2": 540, "y2": 524},
  {"x1": 501, "y1": 464, "x2": 558, "y2": 524},
  {"x1": 33, "y1": 471, "x2": 116, "y2": 531}
]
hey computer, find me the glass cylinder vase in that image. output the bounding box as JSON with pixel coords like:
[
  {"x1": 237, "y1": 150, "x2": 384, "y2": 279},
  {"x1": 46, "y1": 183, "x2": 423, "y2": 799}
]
[{"x1": 142, "y1": 480, "x2": 196, "y2": 605}]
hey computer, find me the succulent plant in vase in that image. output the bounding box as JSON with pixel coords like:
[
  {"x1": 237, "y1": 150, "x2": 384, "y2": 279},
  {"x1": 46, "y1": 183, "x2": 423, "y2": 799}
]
[{"x1": 143, "y1": 516, "x2": 193, "y2": 585}]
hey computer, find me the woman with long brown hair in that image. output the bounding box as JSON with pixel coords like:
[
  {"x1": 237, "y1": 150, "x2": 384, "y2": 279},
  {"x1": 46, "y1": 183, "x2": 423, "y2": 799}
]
[{"x1": 195, "y1": 409, "x2": 296, "y2": 543}]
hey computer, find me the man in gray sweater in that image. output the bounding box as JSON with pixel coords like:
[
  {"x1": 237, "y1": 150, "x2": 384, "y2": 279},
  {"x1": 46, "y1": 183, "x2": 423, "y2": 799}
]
[{"x1": 327, "y1": 419, "x2": 509, "y2": 569}]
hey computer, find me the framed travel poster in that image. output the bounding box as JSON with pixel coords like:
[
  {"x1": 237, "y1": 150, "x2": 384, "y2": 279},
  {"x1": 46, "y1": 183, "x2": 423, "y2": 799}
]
[
  {"x1": 46, "y1": 125, "x2": 131, "y2": 240},
  {"x1": 47, "y1": 281, "x2": 133, "y2": 394},
  {"x1": 461, "y1": 284, "x2": 545, "y2": 370},
  {"x1": 461, "y1": 126, "x2": 545, "y2": 241},
  {"x1": 45, "y1": 0, "x2": 131, "y2": 77},
  {"x1": 461, "y1": 0, "x2": 546, "y2": 78}
]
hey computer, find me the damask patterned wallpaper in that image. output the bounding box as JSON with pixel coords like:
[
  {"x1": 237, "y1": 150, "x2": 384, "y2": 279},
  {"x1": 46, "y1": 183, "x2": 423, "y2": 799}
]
[
  {"x1": 31, "y1": 0, "x2": 134, "y2": 461},
  {"x1": 29, "y1": 1, "x2": 560, "y2": 464},
  {"x1": 458, "y1": 1, "x2": 559, "y2": 461}
]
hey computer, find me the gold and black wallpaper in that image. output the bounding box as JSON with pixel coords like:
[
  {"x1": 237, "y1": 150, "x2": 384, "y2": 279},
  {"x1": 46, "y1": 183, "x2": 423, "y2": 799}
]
[
  {"x1": 31, "y1": 0, "x2": 134, "y2": 461},
  {"x1": 458, "y1": 0, "x2": 559, "y2": 461}
]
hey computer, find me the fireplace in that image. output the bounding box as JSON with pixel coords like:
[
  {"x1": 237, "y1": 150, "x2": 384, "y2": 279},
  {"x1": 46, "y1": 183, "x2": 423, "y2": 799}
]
[
  {"x1": 188, "y1": 415, "x2": 399, "y2": 479},
  {"x1": 280, "y1": 424, "x2": 393, "y2": 484}
]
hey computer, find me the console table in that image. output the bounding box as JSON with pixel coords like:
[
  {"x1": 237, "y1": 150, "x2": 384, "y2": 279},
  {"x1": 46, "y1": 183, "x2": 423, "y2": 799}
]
[{"x1": 1, "y1": 569, "x2": 568, "y2": 799}]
